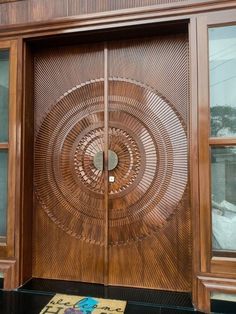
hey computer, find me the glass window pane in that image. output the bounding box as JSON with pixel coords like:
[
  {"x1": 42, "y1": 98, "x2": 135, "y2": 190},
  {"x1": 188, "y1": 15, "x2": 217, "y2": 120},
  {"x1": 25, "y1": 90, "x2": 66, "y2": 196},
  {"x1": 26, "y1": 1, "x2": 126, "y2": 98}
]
[
  {"x1": 212, "y1": 146, "x2": 236, "y2": 251},
  {"x1": 209, "y1": 25, "x2": 236, "y2": 137},
  {"x1": 0, "y1": 49, "x2": 9, "y2": 142},
  {"x1": 211, "y1": 292, "x2": 236, "y2": 302},
  {"x1": 0, "y1": 150, "x2": 8, "y2": 238},
  {"x1": 0, "y1": 272, "x2": 3, "y2": 289}
]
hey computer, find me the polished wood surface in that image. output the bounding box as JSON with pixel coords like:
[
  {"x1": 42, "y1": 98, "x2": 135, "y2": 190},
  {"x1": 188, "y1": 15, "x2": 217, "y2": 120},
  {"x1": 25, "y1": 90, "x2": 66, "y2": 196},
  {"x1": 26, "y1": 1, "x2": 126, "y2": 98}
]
[
  {"x1": 0, "y1": 1, "x2": 236, "y2": 40},
  {"x1": 198, "y1": 9, "x2": 236, "y2": 276},
  {"x1": 0, "y1": 143, "x2": 8, "y2": 149},
  {"x1": 198, "y1": 275, "x2": 236, "y2": 313},
  {"x1": 188, "y1": 16, "x2": 199, "y2": 308},
  {"x1": 33, "y1": 43, "x2": 105, "y2": 283},
  {"x1": 103, "y1": 44, "x2": 109, "y2": 286},
  {"x1": 0, "y1": 40, "x2": 17, "y2": 259},
  {"x1": 107, "y1": 36, "x2": 190, "y2": 291},
  {"x1": 0, "y1": 0, "x2": 235, "y2": 311},
  {"x1": 19, "y1": 39, "x2": 34, "y2": 284},
  {"x1": 32, "y1": 33, "x2": 191, "y2": 291},
  {"x1": 211, "y1": 257, "x2": 236, "y2": 274},
  {"x1": 6, "y1": 39, "x2": 17, "y2": 258},
  {"x1": 0, "y1": 259, "x2": 16, "y2": 289},
  {"x1": 0, "y1": 0, "x2": 223, "y2": 26},
  {"x1": 197, "y1": 13, "x2": 211, "y2": 274},
  {"x1": 196, "y1": 8, "x2": 236, "y2": 312},
  {"x1": 0, "y1": 0, "x2": 22, "y2": 3},
  {"x1": 209, "y1": 137, "x2": 236, "y2": 145}
]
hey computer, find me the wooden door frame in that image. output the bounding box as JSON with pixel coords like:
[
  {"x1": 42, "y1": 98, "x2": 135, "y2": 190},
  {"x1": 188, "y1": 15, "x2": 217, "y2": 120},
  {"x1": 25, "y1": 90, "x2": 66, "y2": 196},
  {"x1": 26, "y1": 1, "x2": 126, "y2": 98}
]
[
  {"x1": 196, "y1": 9, "x2": 236, "y2": 313},
  {"x1": 0, "y1": 1, "x2": 235, "y2": 311},
  {"x1": 20, "y1": 14, "x2": 197, "y2": 295},
  {"x1": 0, "y1": 39, "x2": 18, "y2": 289},
  {"x1": 3, "y1": 12, "x2": 199, "y2": 306}
]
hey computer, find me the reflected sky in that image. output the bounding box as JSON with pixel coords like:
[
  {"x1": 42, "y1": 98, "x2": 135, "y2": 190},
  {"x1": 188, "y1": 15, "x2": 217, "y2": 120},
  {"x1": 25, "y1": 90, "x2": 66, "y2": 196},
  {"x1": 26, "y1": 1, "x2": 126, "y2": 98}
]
[{"x1": 209, "y1": 25, "x2": 236, "y2": 107}]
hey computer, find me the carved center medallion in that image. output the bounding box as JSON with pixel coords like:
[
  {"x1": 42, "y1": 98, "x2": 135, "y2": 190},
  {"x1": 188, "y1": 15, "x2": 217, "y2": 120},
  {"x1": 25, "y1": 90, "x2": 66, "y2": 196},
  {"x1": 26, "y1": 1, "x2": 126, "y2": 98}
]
[{"x1": 34, "y1": 78, "x2": 188, "y2": 245}]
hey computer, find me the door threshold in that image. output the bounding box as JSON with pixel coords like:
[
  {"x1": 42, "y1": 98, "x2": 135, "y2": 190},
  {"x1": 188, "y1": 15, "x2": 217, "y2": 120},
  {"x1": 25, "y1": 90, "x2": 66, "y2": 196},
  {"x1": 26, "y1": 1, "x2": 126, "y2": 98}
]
[{"x1": 18, "y1": 278, "x2": 195, "y2": 311}]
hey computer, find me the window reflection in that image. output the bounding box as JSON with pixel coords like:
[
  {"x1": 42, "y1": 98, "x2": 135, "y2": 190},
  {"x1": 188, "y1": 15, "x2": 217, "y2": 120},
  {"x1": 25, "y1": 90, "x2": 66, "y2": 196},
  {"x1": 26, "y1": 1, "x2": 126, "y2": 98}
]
[
  {"x1": 0, "y1": 150, "x2": 8, "y2": 239},
  {"x1": 209, "y1": 25, "x2": 236, "y2": 137},
  {"x1": 212, "y1": 147, "x2": 236, "y2": 251},
  {"x1": 0, "y1": 49, "x2": 9, "y2": 142}
]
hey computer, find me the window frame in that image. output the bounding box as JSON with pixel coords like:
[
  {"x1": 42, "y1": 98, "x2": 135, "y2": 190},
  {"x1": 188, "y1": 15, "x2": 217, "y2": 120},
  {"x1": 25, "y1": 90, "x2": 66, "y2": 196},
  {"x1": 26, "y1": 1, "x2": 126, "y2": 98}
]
[
  {"x1": 0, "y1": 40, "x2": 17, "y2": 258},
  {"x1": 198, "y1": 9, "x2": 236, "y2": 276}
]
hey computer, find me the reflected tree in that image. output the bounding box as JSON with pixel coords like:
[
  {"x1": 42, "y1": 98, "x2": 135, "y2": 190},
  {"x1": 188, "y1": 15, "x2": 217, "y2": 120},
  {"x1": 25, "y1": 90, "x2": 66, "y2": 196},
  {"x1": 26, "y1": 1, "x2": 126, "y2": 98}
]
[{"x1": 211, "y1": 105, "x2": 236, "y2": 136}]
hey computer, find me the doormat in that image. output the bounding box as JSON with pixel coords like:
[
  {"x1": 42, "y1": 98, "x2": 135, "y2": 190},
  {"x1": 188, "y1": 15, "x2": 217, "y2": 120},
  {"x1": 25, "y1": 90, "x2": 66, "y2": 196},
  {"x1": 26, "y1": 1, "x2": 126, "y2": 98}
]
[{"x1": 40, "y1": 293, "x2": 126, "y2": 314}]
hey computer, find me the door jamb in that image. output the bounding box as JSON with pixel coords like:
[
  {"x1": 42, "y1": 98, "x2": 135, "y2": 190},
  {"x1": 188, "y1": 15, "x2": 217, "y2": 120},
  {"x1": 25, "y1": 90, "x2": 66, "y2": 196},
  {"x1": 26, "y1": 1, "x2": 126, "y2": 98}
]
[{"x1": 17, "y1": 15, "x2": 199, "y2": 309}]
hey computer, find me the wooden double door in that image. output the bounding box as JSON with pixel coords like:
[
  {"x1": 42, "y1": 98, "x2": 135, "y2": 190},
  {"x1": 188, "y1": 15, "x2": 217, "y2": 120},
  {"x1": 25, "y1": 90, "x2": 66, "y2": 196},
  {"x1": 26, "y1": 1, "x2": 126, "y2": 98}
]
[{"x1": 33, "y1": 34, "x2": 191, "y2": 291}]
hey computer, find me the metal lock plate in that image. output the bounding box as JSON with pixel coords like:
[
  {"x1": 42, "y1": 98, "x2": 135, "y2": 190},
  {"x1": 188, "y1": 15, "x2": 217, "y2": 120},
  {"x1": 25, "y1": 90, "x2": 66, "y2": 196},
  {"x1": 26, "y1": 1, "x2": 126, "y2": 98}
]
[{"x1": 93, "y1": 150, "x2": 118, "y2": 171}]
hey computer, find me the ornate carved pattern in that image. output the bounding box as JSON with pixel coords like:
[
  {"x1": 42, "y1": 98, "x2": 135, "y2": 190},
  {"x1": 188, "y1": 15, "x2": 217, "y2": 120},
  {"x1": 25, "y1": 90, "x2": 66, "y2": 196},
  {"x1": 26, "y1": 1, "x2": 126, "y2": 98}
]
[
  {"x1": 108, "y1": 78, "x2": 188, "y2": 245},
  {"x1": 34, "y1": 78, "x2": 187, "y2": 246},
  {"x1": 73, "y1": 127, "x2": 141, "y2": 194},
  {"x1": 35, "y1": 80, "x2": 105, "y2": 245}
]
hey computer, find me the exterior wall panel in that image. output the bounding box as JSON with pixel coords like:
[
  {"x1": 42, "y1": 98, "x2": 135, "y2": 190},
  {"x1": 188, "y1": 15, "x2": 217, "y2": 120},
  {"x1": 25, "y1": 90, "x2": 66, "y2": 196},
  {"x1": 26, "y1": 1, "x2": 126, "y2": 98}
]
[{"x1": 0, "y1": 0, "x2": 212, "y2": 26}]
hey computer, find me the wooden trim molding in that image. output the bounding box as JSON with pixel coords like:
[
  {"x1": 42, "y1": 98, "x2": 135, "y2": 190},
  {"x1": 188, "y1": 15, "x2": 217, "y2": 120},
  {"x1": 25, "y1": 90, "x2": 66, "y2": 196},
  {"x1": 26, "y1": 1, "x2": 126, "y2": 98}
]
[
  {"x1": 0, "y1": 39, "x2": 17, "y2": 260},
  {"x1": 197, "y1": 8, "x2": 236, "y2": 273},
  {"x1": 197, "y1": 13, "x2": 211, "y2": 273},
  {"x1": 0, "y1": 1, "x2": 236, "y2": 39},
  {"x1": 211, "y1": 257, "x2": 236, "y2": 275},
  {"x1": 197, "y1": 8, "x2": 236, "y2": 313},
  {"x1": 189, "y1": 16, "x2": 200, "y2": 308},
  {"x1": 0, "y1": 259, "x2": 16, "y2": 290},
  {"x1": 209, "y1": 138, "x2": 236, "y2": 145},
  {"x1": 0, "y1": 40, "x2": 11, "y2": 48},
  {"x1": 0, "y1": 0, "x2": 23, "y2": 3},
  {"x1": 7, "y1": 39, "x2": 17, "y2": 258},
  {"x1": 0, "y1": 143, "x2": 9, "y2": 149},
  {"x1": 197, "y1": 276, "x2": 236, "y2": 313}
]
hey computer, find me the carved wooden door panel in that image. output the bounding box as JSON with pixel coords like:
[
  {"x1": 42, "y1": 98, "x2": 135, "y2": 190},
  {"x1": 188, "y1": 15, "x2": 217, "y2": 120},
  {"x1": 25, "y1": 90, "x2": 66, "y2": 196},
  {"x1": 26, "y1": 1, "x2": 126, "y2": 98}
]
[
  {"x1": 107, "y1": 37, "x2": 191, "y2": 291},
  {"x1": 33, "y1": 44, "x2": 106, "y2": 283},
  {"x1": 33, "y1": 35, "x2": 191, "y2": 291}
]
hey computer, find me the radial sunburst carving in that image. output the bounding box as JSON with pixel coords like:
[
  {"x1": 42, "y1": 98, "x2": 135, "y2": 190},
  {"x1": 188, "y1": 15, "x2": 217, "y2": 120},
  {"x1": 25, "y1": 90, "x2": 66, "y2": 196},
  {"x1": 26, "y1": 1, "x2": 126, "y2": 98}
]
[{"x1": 34, "y1": 78, "x2": 187, "y2": 245}]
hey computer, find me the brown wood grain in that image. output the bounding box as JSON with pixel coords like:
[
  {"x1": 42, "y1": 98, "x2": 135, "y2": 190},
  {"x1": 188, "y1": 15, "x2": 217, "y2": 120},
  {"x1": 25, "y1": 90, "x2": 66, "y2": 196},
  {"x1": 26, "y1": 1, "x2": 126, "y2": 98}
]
[
  {"x1": 0, "y1": 0, "x2": 28, "y2": 25},
  {"x1": 0, "y1": 0, "x2": 23, "y2": 3},
  {"x1": 0, "y1": 0, "x2": 222, "y2": 26},
  {"x1": 32, "y1": 42, "x2": 105, "y2": 283},
  {"x1": 19, "y1": 38, "x2": 34, "y2": 284},
  {"x1": 0, "y1": 2, "x2": 234, "y2": 311},
  {"x1": 0, "y1": 143, "x2": 8, "y2": 149},
  {"x1": 103, "y1": 43, "x2": 109, "y2": 286},
  {"x1": 28, "y1": 0, "x2": 68, "y2": 23},
  {"x1": 209, "y1": 137, "x2": 236, "y2": 145},
  {"x1": 0, "y1": 0, "x2": 236, "y2": 35},
  {"x1": 31, "y1": 32, "x2": 191, "y2": 291},
  {"x1": 7, "y1": 39, "x2": 17, "y2": 258},
  {"x1": 198, "y1": 275, "x2": 236, "y2": 313},
  {"x1": 196, "y1": 9, "x2": 236, "y2": 312},
  {"x1": 0, "y1": 259, "x2": 16, "y2": 290},
  {"x1": 107, "y1": 34, "x2": 190, "y2": 290},
  {"x1": 197, "y1": 8, "x2": 236, "y2": 272},
  {"x1": 0, "y1": 40, "x2": 17, "y2": 260},
  {"x1": 189, "y1": 16, "x2": 199, "y2": 308},
  {"x1": 211, "y1": 257, "x2": 236, "y2": 275},
  {"x1": 197, "y1": 14, "x2": 211, "y2": 274},
  {"x1": 67, "y1": 0, "x2": 186, "y2": 15},
  {"x1": 12, "y1": 37, "x2": 23, "y2": 288}
]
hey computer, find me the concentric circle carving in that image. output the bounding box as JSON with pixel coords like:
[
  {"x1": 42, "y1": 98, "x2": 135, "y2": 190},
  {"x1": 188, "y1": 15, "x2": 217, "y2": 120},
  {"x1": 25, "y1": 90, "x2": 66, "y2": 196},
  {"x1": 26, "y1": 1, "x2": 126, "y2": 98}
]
[
  {"x1": 72, "y1": 126, "x2": 141, "y2": 195},
  {"x1": 34, "y1": 78, "x2": 188, "y2": 245}
]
